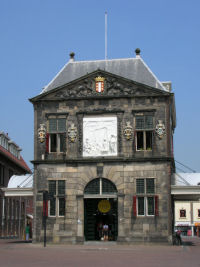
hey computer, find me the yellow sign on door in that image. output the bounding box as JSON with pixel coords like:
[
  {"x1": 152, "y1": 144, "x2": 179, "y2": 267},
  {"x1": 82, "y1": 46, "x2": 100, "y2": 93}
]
[{"x1": 98, "y1": 200, "x2": 111, "y2": 213}]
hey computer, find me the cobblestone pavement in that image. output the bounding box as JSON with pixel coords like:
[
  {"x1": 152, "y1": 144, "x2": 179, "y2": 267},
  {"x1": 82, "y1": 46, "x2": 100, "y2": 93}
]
[{"x1": 0, "y1": 237, "x2": 200, "y2": 267}]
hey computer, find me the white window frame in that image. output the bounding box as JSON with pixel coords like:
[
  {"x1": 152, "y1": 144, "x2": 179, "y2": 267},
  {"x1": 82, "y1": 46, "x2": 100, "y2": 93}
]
[
  {"x1": 136, "y1": 178, "x2": 155, "y2": 217},
  {"x1": 48, "y1": 180, "x2": 65, "y2": 217},
  {"x1": 49, "y1": 133, "x2": 65, "y2": 153},
  {"x1": 137, "y1": 197, "x2": 155, "y2": 217}
]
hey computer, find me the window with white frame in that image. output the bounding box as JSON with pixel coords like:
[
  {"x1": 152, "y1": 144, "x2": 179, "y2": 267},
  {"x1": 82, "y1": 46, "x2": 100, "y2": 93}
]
[
  {"x1": 135, "y1": 115, "x2": 153, "y2": 151},
  {"x1": 136, "y1": 178, "x2": 155, "y2": 216},
  {"x1": 48, "y1": 180, "x2": 65, "y2": 217},
  {"x1": 48, "y1": 118, "x2": 66, "y2": 153}
]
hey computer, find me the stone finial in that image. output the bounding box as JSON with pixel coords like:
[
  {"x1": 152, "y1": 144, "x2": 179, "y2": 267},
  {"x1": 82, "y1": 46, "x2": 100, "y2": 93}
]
[
  {"x1": 69, "y1": 52, "x2": 75, "y2": 62},
  {"x1": 135, "y1": 48, "x2": 141, "y2": 56}
]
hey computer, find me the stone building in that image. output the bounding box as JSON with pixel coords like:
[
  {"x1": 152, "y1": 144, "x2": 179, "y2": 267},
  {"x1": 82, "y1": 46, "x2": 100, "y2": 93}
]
[{"x1": 30, "y1": 49, "x2": 176, "y2": 244}]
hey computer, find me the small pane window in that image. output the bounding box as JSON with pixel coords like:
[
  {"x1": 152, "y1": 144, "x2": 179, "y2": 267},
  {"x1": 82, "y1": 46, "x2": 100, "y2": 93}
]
[
  {"x1": 50, "y1": 198, "x2": 56, "y2": 216},
  {"x1": 146, "y1": 179, "x2": 155, "y2": 194},
  {"x1": 138, "y1": 197, "x2": 145, "y2": 215},
  {"x1": 136, "y1": 117, "x2": 145, "y2": 129},
  {"x1": 180, "y1": 209, "x2": 186, "y2": 217},
  {"x1": 145, "y1": 116, "x2": 153, "y2": 129},
  {"x1": 58, "y1": 119, "x2": 66, "y2": 132},
  {"x1": 59, "y1": 134, "x2": 65, "y2": 152},
  {"x1": 84, "y1": 179, "x2": 100, "y2": 194},
  {"x1": 58, "y1": 180, "x2": 65, "y2": 195},
  {"x1": 49, "y1": 119, "x2": 57, "y2": 132},
  {"x1": 102, "y1": 178, "x2": 117, "y2": 194},
  {"x1": 49, "y1": 181, "x2": 56, "y2": 195},
  {"x1": 136, "y1": 179, "x2": 145, "y2": 194},
  {"x1": 147, "y1": 197, "x2": 154, "y2": 215},
  {"x1": 146, "y1": 131, "x2": 152, "y2": 150},
  {"x1": 59, "y1": 198, "x2": 65, "y2": 216},
  {"x1": 50, "y1": 134, "x2": 57, "y2": 152}
]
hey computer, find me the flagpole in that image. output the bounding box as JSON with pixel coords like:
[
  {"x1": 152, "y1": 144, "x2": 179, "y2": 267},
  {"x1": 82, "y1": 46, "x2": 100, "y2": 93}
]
[{"x1": 105, "y1": 11, "x2": 107, "y2": 60}]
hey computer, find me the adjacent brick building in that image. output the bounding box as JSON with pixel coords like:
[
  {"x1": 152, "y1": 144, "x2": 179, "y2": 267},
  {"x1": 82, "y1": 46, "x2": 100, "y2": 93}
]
[
  {"x1": 0, "y1": 132, "x2": 32, "y2": 237},
  {"x1": 30, "y1": 49, "x2": 176, "y2": 244}
]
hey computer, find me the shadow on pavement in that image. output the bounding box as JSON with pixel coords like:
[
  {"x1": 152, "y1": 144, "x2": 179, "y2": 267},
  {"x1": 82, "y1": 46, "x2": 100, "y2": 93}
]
[{"x1": 8, "y1": 240, "x2": 32, "y2": 244}]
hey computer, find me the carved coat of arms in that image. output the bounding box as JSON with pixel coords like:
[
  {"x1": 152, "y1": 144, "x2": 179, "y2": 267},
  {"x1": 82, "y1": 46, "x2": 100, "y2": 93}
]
[
  {"x1": 155, "y1": 120, "x2": 165, "y2": 138},
  {"x1": 124, "y1": 121, "x2": 133, "y2": 140},
  {"x1": 68, "y1": 123, "x2": 77, "y2": 143},
  {"x1": 95, "y1": 76, "x2": 105, "y2": 93},
  {"x1": 38, "y1": 124, "x2": 46, "y2": 143}
]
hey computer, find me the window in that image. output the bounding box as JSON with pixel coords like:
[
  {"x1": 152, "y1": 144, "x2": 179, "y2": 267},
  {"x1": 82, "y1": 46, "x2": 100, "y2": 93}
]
[
  {"x1": 0, "y1": 164, "x2": 5, "y2": 185},
  {"x1": 48, "y1": 118, "x2": 66, "y2": 153},
  {"x1": 48, "y1": 180, "x2": 65, "y2": 217},
  {"x1": 135, "y1": 115, "x2": 153, "y2": 151},
  {"x1": 136, "y1": 178, "x2": 156, "y2": 216},
  {"x1": 180, "y1": 209, "x2": 186, "y2": 218},
  {"x1": 84, "y1": 178, "x2": 117, "y2": 195},
  {"x1": 198, "y1": 209, "x2": 200, "y2": 217}
]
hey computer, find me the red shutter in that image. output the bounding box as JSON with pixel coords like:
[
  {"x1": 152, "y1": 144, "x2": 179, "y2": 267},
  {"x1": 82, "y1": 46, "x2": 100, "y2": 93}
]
[
  {"x1": 133, "y1": 196, "x2": 137, "y2": 217},
  {"x1": 155, "y1": 195, "x2": 159, "y2": 216},
  {"x1": 46, "y1": 133, "x2": 49, "y2": 153}
]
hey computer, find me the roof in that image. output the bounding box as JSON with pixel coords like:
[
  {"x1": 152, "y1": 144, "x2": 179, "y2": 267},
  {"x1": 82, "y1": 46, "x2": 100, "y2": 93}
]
[
  {"x1": 0, "y1": 145, "x2": 31, "y2": 174},
  {"x1": 42, "y1": 55, "x2": 167, "y2": 94},
  {"x1": 172, "y1": 173, "x2": 200, "y2": 186},
  {"x1": 7, "y1": 174, "x2": 33, "y2": 188}
]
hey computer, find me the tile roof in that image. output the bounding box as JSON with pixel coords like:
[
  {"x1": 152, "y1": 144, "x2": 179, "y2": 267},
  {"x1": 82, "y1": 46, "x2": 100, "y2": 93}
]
[
  {"x1": 0, "y1": 145, "x2": 31, "y2": 174},
  {"x1": 41, "y1": 56, "x2": 167, "y2": 94}
]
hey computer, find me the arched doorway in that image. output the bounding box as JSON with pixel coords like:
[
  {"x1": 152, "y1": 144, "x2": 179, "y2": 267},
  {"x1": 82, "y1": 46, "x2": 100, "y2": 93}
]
[{"x1": 84, "y1": 178, "x2": 118, "y2": 241}]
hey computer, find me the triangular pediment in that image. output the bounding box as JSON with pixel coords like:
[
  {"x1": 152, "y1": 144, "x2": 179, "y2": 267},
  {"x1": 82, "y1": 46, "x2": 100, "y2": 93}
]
[{"x1": 30, "y1": 70, "x2": 170, "y2": 102}]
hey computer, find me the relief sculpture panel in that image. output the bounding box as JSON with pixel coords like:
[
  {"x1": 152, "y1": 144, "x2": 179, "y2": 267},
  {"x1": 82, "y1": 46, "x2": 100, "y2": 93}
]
[{"x1": 83, "y1": 117, "x2": 117, "y2": 157}]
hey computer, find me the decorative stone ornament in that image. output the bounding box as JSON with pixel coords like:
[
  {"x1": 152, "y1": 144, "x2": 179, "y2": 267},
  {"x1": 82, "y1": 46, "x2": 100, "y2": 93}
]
[
  {"x1": 68, "y1": 123, "x2": 77, "y2": 143},
  {"x1": 156, "y1": 120, "x2": 165, "y2": 138},
  {"x1": 38, "y1": 124, "x2": 46, "y2": 143},
  {"x1": 95, "y1": 76, "x2": 105, "y2": 93},
  {"x1": 124, "y1": 121, "x2": 133, "y2": 140}
]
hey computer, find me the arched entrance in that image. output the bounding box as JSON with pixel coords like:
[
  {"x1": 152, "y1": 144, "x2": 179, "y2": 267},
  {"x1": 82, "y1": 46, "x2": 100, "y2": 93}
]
[{"x1": 84, "y1": 178, "x2": 118, "y2": 241}]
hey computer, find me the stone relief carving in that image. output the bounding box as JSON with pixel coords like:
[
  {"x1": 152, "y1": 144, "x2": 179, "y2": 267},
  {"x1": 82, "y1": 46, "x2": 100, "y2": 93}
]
[
  {"x1": 68, "y1": 123, "x2": 77, "y2": 143},
  {"x1": 38, "y1": 124, "x2": 46, "y2": 143},
  {"x1": 53, "y1": 75, "x2": 156, "y2": 99},
  {"x1": 155, "y1": 120, "x2": 165, "y2": 138},
  {"x1": 83, "y1": 117, "x2": 117, "y2": 157},
  {"x1": 124, "y1": 121, "x2": 133, "y2": 140}
]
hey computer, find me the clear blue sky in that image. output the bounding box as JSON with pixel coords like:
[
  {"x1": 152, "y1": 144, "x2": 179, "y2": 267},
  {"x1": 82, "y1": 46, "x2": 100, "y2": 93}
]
[{"x1": 1, "y1": 0, "x2": 200, "y2": 172}]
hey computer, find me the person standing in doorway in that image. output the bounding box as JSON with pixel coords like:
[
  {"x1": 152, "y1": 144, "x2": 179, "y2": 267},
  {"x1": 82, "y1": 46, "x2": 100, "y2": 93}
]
[
  {"x1": 103, "y1": 223, "x2": 109, "y2": 241},
  {"x1": 25, "y1": 223, "x2": 30, "y2": 242}
]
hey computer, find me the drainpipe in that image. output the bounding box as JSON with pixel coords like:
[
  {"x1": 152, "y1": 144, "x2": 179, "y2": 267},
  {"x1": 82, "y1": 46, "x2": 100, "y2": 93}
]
[
  {"x1": 18, "y1": 196, "x2": 21, "y2": 238},
  {"x1": 2, "y1": 197, "x2": 5, "y2": 237}
]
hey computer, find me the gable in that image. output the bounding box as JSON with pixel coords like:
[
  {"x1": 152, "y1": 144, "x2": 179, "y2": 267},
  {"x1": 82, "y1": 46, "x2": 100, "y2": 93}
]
[{"x1": 30, "y1": 70, "x2": 170, "y2": 102}]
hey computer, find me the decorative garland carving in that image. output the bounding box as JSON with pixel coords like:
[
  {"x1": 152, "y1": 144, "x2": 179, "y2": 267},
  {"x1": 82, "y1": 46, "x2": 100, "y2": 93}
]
[
  {"x1": 68, "y1": 123, "x2": 77, "y2": 143},
  {"x1": 77, "y1": 114, "x2": 83, "y2": 156},
  {"x1": 53, "y1": 75, "x2": 161, "y2": 100},
  {"x1": 124, "y1": 121, "x2": 133, "y2": 140}
]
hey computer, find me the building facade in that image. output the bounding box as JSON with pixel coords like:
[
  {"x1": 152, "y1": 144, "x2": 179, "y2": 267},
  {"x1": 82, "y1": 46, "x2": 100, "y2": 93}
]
[
  {"x1": 1, "y1": 174, "x2": 33, "y2": 238},
  {"x1": 30, "y1": 49, "x2": 176, "y2": 244},
  {"x1": 172, "y1": 173, "x2": 200, "y2": 237},
  {"x1": 0, "y1": 132, "x2": 32, "y2": 237}
]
